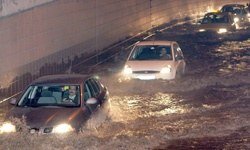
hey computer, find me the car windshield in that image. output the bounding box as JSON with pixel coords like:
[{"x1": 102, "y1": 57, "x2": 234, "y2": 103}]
[
  {"x1": 201, "y1": 14, "x2": 229, "y2": 24},
  {"x1": 18, "y1": 84, "x2": 81, "y2": 107},
  {"x1": 129, "y1": 45, "x2": 172, "y2": 60},
  {"x1": 221, "y1": 6, "x2": 244, "y2": 14}
]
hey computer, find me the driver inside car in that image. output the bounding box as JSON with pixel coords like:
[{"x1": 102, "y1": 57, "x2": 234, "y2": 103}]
[
  {"x1": 62, "y1": 85, "x2": 79, "y2": 104},
  {"x1": 159, "y1": 47, "x2": 172, "y2": 60}
]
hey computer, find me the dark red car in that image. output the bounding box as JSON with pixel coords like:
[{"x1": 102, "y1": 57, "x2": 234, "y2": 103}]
[{"x1": 4, "y1": 74, "x2": 109, "y2": 134}]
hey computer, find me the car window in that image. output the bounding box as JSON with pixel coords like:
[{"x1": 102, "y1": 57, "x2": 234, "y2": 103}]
[
  {"x1": 242, "y1": 9, "x2": 248, "y2": 15},
  {"x1": 83, "y1": 82, "x2": 92, "y2": 101},
  {"x1": 221, "y1": 6, "x2": 245, "y2": 15},
  {"x1": 85, "y1": 79, "x2": 98, "y2": 97},
  {"x1": 89, "y1": 78, "x2": 101, "y2": 96},
  {"x1": 90, "y1": 79, "x2": 101, "y2": 93},
  {"x1": 129, "y1": 45, "x2": 172, "y2": 60},
  {"x1": 18, "y1": 84, "x2": 81, "y2": 107},
  {"x1": 202, "y1": 14, "x2": 229, "y2": 24}
]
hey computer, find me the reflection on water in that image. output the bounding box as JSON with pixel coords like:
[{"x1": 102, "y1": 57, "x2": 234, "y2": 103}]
[
  {"x1": 214, "y1": 40, "x2": 250, "y2": 75},
  {"x1": 109, "y1": 93, "x2": 189, "y2": 123},
  {"x1": 147, "y1": 93, "x2": 188, "y2": 116}
]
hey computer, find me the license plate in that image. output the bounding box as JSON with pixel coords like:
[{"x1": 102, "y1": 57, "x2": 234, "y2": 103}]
[{"x1": 137, "y1": 75, "x2": 155, "y2": 80}]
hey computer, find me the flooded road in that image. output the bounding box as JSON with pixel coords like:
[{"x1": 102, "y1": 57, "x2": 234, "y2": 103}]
[{"x1": 0, "y1": 23, "x2": 249, "y2": 149}]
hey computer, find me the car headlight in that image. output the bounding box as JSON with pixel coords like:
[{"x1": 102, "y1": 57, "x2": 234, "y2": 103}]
[
  {"x1": 218, "y1": 28, "x2": 227, "y2": 34},
  {"x1": 0, "y1": 122, "x2": 16, "y2": 133},
  {"x1": 160, "y1": 66, "x2": 171, "y2": 74},
  {"x1": 123, "y1": 65, "x2": 132, "y2": 75},
  {"x1": 199, "y1": 29, "x2": 205, "y2": 32},
  {"x1": 52, "y1": 123, "x2": 73, "y2": 134},
  {"x1": 247, "y1": 13, "x2": 250, "y2": 17},
  {"x1": 234, "y1": 17, "x2": 239, "y2": 23}
]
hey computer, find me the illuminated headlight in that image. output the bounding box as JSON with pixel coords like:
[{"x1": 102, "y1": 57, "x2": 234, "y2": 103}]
[
  {"x1": 247, "y1": 13, "x2": 250, "y2": 17},
  {"x1": 0, "y1": 122, "x2": 16, "y2": 133},
  {"x1": 234, "y1": 17, "x2": 239, "y2": 23},
  {"x1": 199, "y1": 29, "x2": 205, "y2": 32},
  {"x1": 160, "y1": 66, "x2": 171, "y2": 74},
  {"x1": 123, "y1": 65, "x2": 132, "y2": 75},
  {"x1": 218, "y1": 28, "x2": 227, "y2": 34},
  {"x1": 52, "y1": 123, "x2": 73, "y2": 134}
]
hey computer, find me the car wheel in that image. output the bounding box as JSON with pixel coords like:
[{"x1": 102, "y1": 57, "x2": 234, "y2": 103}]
[
  {"x1": 176, "y1": 66, "x2": 185, "y2": 79},
  {"x1": 101, "y1": 99, "x2": 111, "y2": 116},
  {"x1": 175, "y1": 70, "x2": 181, "y2": 79},
  {"x1": 182, "y1": 67, "x2": 186, "y2": 75},
  {"x1": 83, "y1": 100, "x2": 111, "y2": 131}
]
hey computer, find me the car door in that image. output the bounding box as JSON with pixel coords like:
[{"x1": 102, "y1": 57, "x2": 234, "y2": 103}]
[
  {"x1": 83, "y1": 79, "x2": 101, "y2": 112},
  {"x1": 89, "y1": 78, "x2": 108, "y2": 104},
  {"x1": 173, "y1": 43, "x2": 186, "y2": 74},
  {"x1": 91, "y1": 78, "x2": 109, "y2": 105}
]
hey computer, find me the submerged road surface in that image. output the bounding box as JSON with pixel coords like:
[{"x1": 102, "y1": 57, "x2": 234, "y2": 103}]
[{"x1": 0, "y1": 23, "x2": 249, "y2": 149}]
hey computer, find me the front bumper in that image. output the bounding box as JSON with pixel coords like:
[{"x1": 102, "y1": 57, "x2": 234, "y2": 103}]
[{"x1": 124, "y1": 72, "x2": 175, "y2": 80}]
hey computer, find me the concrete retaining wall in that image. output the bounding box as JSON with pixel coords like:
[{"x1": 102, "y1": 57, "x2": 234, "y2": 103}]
[{"x1": 0, "y1": 0, "x2": 248, "y2": 95}]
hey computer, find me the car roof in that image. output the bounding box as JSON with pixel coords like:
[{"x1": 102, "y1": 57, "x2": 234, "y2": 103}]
[
  {"x1": 136, "y1": 40, "x2": 175, "y2": 46},
  {"x1": 31, "y1": 74, "x2": 91, "y2": 85},
  {"x1": 222, "y1": 4, "x2": 245, "y2": 8},
  {"x1": 205, "y1": 12, "x2": 230, "y2": 16}
]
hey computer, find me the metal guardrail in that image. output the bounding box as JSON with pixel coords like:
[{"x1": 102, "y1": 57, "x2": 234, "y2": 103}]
[
  {"x1": 0, "y1": 91, "x2": 22, "y2": 105},
  {"x1": 71, "y1": 31, "x2": 155, "y2": 70}
]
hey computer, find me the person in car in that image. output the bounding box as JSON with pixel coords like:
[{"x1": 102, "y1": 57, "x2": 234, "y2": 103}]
[
  {"x1": 159, "y1": 47, "x2": 171, "y2": 60},
  {"x1": 62, "y1": 85, "x2": 79, "y2": 104}
]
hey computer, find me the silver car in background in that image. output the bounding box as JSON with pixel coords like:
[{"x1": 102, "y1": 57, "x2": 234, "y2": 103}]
[
  {"x1": 198, "y1": 12, "x2": 237, "y2": 33},
  {"x1": 122, "y1": 41, "x2": 186, "y2": 80}
]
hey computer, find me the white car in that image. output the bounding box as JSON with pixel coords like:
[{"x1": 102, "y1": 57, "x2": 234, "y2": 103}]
[
  {"x1": 122, "y1": 41, "x2": 186, "y2": 80},
  {"x1": 198, "y1": 12, "x2": 237, "y2": 33}
]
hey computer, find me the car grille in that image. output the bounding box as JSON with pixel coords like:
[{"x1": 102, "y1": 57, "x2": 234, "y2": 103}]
[
  {"x1": 133, "y1": 70, "x2": 160, "y2": 74},
  {"x1": 29, "y1": 127, "x2": 53, "y2": 134}
]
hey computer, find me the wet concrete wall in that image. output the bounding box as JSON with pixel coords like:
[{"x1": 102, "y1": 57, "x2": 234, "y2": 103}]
[
  {"x1": 0, "y1": 0, "x2": 54, "y2": 17},
  {"x1": 0, "y1": 0, "x2": 248, "y2": 96}
]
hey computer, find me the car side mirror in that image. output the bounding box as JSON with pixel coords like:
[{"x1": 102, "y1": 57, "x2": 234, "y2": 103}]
[
  {"x1": 86, "y1": 98, "x2": 98, "y2": 105},
  {"x1": 175, "y1": 55, "x2": 183, "y2": 61},
  {"x1": 197, "y1": 20, "x2": 202, "y2": 24},
  {"x1": 9, "y1": 98, "x2": 17, "y2": 105}
]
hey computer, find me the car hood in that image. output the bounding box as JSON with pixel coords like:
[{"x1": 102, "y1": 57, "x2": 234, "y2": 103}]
[
  {"x1": 126, "y1": 60, "x2": 176, "y2": 71},
  {"x1": 6, "y1": 106, "x2": 87, "y2": 128},
  {"x1": 199, "y1": 23, "x2": 232, "y2": 30}
]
